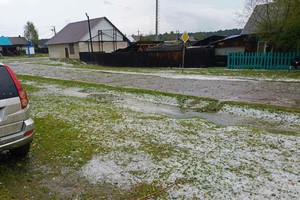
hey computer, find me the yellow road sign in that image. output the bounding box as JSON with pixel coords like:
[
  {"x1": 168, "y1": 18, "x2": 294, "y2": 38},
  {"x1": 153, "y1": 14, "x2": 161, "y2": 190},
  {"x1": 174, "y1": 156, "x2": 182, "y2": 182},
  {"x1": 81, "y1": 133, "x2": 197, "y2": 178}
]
[{"x1": 181, "y1": 31, "x2": 189, "y2": 43}]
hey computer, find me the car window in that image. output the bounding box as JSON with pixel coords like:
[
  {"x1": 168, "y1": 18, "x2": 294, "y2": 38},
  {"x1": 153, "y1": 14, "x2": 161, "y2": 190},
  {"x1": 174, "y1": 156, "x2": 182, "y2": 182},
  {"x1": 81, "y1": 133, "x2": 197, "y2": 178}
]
[{"x1": 0, "y1": 65, "x2": 19, "y2": 100}]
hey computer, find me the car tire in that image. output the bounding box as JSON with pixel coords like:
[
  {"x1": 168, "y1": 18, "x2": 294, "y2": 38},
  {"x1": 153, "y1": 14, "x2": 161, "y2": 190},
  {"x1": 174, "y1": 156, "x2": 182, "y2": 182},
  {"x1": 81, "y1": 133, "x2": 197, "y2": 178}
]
[{"x1": 10, "y1": 143, "x2": 31, "y2": 158}]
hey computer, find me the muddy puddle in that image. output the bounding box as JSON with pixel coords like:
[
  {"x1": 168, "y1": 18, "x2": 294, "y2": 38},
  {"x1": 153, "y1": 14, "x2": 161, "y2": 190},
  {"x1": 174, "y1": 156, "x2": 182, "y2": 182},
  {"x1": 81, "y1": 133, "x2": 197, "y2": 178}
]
[
  {"x1": 54, "y1": 87, "x2": 300, "y2": 134},
  {"x1": 42, "y1": 87, "x2": 300, "y2": 135},
  {"x1": 116, "y1": 98, "x2": 299, "y2": 135},
  {"x1": 117, "y1": 98, "x2": 253, "y2": 126},
  {"x1": 77, "y1": 89, "x2": 249, "y2": 126}
]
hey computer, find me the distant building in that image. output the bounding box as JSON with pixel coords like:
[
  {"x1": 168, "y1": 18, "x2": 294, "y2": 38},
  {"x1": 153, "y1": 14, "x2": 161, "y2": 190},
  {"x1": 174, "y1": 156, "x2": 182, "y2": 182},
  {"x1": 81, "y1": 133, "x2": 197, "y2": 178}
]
[
  {"x1": 191, "y1": 35, "x2": 226, "y2": 47},
  {"x1": 46, "y1": 17, "x2": 129, "y2": 59},
  {"x1": 36, "y1": 39, "x2": 50, "y2": 54},
  {"x1": 0, "y1": 36, "x2": 28, "y2": 56},
  {"x1": 119, "y1": 41, "x2": 163, "y2": 52}
]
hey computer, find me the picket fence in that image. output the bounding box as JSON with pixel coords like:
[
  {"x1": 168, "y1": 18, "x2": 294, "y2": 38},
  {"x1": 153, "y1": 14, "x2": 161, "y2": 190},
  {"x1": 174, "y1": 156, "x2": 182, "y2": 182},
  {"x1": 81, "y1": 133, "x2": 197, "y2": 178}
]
[{"x1": 227, "y1": 52, "x2": 300, "y2": 70}]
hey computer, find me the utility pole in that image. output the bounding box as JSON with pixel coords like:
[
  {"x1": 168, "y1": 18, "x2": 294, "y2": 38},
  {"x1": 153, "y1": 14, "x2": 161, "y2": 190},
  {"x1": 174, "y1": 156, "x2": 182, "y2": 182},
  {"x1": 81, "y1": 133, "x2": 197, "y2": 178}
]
[
  {"x1": 86, "y1": 13, "x2": 94, "y2": 53},
  {"x1": 155, "y1": 0, "x2": 159, "y2": 41},
  {"x1": 51, "y1": 26, "x2": 56, "y2": 36}
]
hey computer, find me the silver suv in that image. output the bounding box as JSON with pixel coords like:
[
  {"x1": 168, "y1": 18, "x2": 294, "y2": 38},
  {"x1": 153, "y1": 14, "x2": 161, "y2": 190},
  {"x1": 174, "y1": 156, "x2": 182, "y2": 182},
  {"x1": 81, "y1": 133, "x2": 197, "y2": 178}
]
[{"x1": 0, "y1": 63, "x2": 34, "y2": 157}]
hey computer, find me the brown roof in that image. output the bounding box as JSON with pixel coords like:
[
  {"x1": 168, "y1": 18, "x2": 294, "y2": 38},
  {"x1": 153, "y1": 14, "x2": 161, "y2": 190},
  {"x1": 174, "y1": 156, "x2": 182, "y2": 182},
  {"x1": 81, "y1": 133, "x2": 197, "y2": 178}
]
[
  {"x1": 46, "y1": 17, "x2": 111, "y2": 45},
  {"x1": 9, "y1": 37, "x2": 28, "y2": 45}
]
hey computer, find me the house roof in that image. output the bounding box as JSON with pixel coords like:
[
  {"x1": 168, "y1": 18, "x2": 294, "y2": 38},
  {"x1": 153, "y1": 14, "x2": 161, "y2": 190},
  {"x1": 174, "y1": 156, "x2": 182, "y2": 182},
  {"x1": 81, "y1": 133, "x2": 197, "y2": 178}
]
[
  {"x1": 0, "y1": 37, "x2": 12, "y2": 46},
  {"x1": 211, "y1": 35, "x2": 247, "y2": 44},
  {"x1": 9, "y1": 37, "x2": 28, "y2": 45},
  {"x1": 241, "y1": 3, "x2": 282, "y2": 35},
  {"x1": 192, "y1": 35, "x2": 226, "y2": 46},
  {"x1": 46, "y1": 17, "x2": 128, "y2": 45},
  {"x1": 0, "y1": 36, "x2": 28, "y2": 46},
  {"x1": 242, "y1": 4, "x2": 264, "y2": 35},
  {"x1": 46, "y1": 18, "x2": 100, "y2": 45}
]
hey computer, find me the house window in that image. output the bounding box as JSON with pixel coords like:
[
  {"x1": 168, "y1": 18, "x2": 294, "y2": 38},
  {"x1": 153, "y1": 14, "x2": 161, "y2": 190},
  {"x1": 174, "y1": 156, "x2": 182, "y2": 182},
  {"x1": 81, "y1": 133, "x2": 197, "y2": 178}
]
[{"x1": 69, "y1": 43, "x2": 75, "y2": 54}]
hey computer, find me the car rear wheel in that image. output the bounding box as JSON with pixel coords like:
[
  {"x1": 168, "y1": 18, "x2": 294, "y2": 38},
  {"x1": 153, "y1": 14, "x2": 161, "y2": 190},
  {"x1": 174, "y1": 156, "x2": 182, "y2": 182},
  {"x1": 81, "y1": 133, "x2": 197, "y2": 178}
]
[{"x1": 10, "y1": 143, "x2": 31, "y2": 158}]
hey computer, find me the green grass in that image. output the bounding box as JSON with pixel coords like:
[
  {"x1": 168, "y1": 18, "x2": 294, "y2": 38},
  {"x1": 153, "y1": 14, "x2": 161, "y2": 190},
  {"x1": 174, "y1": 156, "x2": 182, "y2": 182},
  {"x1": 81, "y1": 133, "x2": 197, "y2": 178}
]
[
  {"x1": 0, "y1": 81, "x2": 143, "y2": 199},
  {"x1": 1, "y1": 74, "x2": 299, "y2": 199},
  {"x1": 33, "y1": 115, "x2": 96, "y2": 168}
]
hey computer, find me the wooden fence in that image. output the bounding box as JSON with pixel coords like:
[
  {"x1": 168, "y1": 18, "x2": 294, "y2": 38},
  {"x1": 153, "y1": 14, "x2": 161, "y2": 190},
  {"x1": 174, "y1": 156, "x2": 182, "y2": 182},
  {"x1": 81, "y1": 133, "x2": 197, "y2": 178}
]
[
  {"x1": 227, "y1": 52, "x2": 300, "y2": 70},
  {"x1": 80, "y1": 48, "x2": 215, "y2": 68}
]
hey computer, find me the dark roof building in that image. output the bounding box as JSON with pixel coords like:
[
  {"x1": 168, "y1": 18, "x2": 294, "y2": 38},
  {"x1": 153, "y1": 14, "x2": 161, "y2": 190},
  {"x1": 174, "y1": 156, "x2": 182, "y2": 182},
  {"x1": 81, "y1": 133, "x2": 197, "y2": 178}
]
[
  {"x1": 146, "y1": 44, "x2": 183, "y2": 52},
  {"x1": 192, "y1": 35, "x2": 226, "y2": 47}
]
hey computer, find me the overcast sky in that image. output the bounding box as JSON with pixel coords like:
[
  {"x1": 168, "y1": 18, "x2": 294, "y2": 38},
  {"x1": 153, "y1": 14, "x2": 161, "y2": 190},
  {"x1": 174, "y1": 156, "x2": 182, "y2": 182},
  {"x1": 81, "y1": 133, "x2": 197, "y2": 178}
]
[{"x1": 0, "y1": 0, "x2": 245, "y2": 39}]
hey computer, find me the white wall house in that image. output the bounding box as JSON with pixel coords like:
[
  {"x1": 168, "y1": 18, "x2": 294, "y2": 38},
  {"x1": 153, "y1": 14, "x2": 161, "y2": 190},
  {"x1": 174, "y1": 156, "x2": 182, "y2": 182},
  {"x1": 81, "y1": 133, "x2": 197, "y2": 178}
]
[{"x1": 46, "y1": 17, "x2": 129, "y2": 59}]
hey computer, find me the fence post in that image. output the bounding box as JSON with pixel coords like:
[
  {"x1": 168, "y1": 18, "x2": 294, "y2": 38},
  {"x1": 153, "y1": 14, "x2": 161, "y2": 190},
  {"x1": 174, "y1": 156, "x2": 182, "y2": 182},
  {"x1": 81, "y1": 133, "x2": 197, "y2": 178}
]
[
  {"x1": 232, "y1": 53, "x2": 235, "y2": 69},
  {"x1": 262, "y1": 53, "x2": 266, "y2": 70},
  {"x1": 243, "y1": 52, "x2": 247, "y2": 69},
  {"x1": 250, "y1": 52, "x2": 254, "y2": 69},
  {"x1": 243, "y1": 53, "x2": 249, "y2": 69},
  {"x1": 275, "y1": 52, "x2": 279, "y2": 69},
  {"x1": 284, "y1": 52, "x2": 288, "y2": 67},
  {"x1": 239, "y1": 53, "x2": 241, "y2": 69},
  {"x1": 266, "y1": 52, "x2": 269, "y2": 69},
  {"x1": 227, "y1": 53, "x2": 231, "y2": 69}
]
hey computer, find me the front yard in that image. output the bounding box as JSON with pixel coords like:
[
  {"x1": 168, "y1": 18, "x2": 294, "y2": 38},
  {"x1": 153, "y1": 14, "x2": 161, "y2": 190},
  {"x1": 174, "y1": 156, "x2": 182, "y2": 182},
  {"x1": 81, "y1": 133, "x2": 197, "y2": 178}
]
[{"x1": 0, "y1": 74, "x2": 299, "y2": 199}]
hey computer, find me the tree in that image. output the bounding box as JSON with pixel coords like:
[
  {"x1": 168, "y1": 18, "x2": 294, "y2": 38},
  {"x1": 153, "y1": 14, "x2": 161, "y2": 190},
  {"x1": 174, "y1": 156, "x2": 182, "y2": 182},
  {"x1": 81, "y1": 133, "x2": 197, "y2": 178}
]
[
  {"x1": 24, "y1": 21, "x2": 39, "y2": 46},
  {"x1": 240, "y1": 0, "x2": 300, "y2": 51},
  {"x1": 269, "y1": 0, "x2": 300, "y2": 51}
]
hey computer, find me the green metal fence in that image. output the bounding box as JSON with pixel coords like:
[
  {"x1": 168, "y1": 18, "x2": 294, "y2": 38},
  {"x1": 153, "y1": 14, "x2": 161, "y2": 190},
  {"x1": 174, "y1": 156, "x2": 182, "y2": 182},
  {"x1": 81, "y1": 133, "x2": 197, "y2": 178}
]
[{"x1": 227, "y1": 52, "x2": 300, "y2": 70}]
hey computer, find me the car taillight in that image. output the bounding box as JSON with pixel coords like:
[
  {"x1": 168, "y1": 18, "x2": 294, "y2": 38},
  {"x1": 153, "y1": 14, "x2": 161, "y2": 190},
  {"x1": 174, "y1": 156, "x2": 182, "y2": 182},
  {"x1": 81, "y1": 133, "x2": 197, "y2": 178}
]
[
  {"x1": 24, "y1": 129, "x2": 34, "y2": 137},
  {"x1": 19, "y1": 90, "x2": 29, "y2": 109},
  {"x1": 4, "y1": 64, "x2": 29, "y2": 109}
]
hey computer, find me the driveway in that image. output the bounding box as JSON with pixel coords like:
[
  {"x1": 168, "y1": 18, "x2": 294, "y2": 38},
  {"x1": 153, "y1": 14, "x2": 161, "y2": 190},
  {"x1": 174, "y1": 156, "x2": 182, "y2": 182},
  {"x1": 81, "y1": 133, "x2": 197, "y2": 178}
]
[{"x1": 7, "y1": 60, "x2": 300, "y2": 110}]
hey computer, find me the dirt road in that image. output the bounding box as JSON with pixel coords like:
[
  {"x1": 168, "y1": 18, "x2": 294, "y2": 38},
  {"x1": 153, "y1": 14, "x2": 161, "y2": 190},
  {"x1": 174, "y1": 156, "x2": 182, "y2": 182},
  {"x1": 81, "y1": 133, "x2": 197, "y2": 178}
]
[{"x1": 8, "y1": 60, "x2": 300, "y2": 110}]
